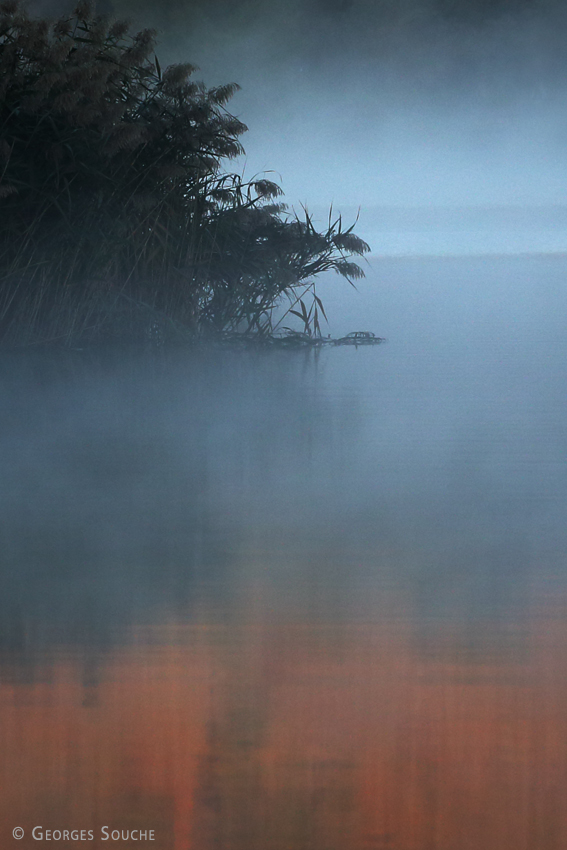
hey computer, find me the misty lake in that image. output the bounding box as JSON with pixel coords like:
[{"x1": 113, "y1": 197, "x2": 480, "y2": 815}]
[{"x1": 1, "y1": 253, "x2": 567, "y2": 850}]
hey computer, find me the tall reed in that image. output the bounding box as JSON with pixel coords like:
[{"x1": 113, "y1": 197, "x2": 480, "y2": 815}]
[{"x1": 0, "y1": 0, "x2": 369, "y2": 346}]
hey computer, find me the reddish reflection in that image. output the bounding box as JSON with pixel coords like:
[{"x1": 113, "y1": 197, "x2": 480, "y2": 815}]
[{"x1": 1, "y1": 602, "x2": 567, "y2": 850}]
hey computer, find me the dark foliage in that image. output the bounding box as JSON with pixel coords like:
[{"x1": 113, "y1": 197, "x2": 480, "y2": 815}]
[{"x1": 0, "y1": 0, "x2": 369, "y2": 346}]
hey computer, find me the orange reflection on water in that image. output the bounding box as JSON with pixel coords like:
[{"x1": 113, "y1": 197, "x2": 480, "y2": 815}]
[{"x1": 1, "y1": 604, "x2": 567, "y2": 850}]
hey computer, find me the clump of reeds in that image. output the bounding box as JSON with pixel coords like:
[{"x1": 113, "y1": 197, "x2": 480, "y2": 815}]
[{"x1": 0, "y1": 0, "x2": 370, "y2": 347}]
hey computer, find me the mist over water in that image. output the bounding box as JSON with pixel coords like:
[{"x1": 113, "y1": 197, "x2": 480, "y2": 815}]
[
  {"x1": 5, "y1": 1, "x2": 567, "y2": 847},
  {"x1": 4, "y1": 254, "x2": 567, "y2": 650},
  {"x1": 2, "y1": 255, "x2": 567, "y2": 847}
]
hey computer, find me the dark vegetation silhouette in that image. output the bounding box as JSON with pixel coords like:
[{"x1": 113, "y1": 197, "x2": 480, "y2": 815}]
[{"x1": 0, "y1": 0, "x2": 369, "y2": 347}]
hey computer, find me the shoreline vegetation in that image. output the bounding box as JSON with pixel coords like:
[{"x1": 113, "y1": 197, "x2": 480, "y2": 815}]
[{"x1": 0, "y1": 0, "x2": 373, "y2": 349}]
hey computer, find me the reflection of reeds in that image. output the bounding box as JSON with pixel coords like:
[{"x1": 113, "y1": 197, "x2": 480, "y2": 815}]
[{"x1": 0, "y1": 2, "x2": 370, "y2": 348}]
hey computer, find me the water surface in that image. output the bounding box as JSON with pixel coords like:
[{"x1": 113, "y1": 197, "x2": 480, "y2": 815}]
[{"x1": 1, "y1": 255, "x2": 567, "y2": 849}]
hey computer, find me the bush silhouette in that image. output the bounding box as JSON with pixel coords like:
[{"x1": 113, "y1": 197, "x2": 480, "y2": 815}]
[{"x1": 0, "y1": 0, "x2": 369, "y2": 346}]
